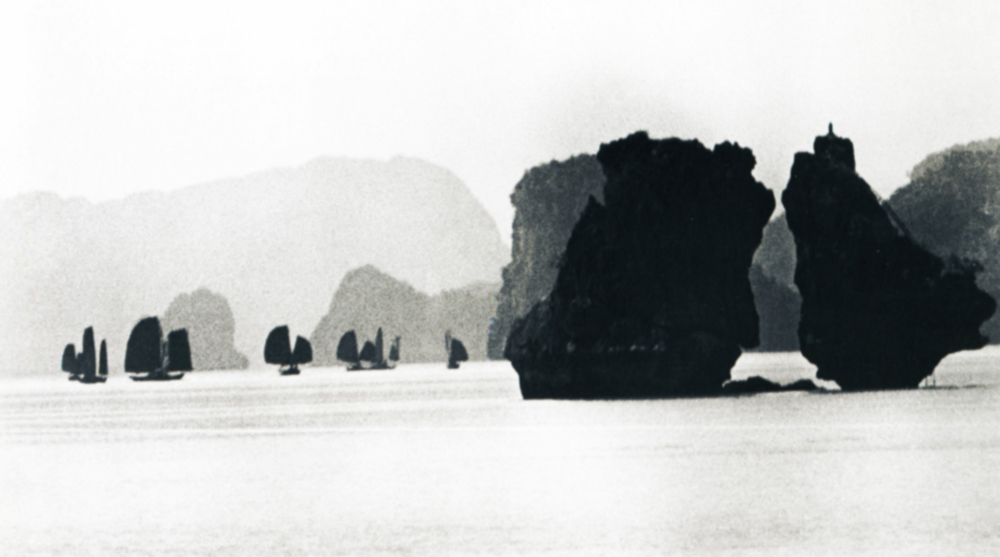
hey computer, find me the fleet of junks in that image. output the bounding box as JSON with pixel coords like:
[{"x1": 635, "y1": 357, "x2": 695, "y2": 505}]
[{"x1": 60, "y1": 318, "x2": 470, "y2": 383}]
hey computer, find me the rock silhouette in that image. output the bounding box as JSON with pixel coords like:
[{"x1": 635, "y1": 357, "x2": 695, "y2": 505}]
[
  {"x1": 162, "y1": 288, "x2": 249, "y2": 371},
  {"x1": 782, "y1": 127, "x2": 996, "y2": 390},
  {"x1": 488, "y1": 155, "x2": 606, "y2": 359},
  {"x1": 505, "y1": 132, "x2": 775, "y2": 398}
]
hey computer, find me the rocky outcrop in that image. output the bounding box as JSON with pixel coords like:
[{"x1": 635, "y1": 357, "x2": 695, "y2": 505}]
[
  {"x1": 488, "y1": 155, "x2": 605, "y2": 359},
  {"x1": 162, "y1": 288, "x2": 249, "y2": 370},
  {"x1": 887, "y1": 138, "x2": 1000, "y2": 342},
  {"x1": 311, "y1": 265, "x2": 499, "y2": 364},
  {"x1": 720, "y1": 376, "x2": 818, "y2": 394},
  {"x1": 782, "y1": 127, "x2": 996, "y2": 390},
  {"x1": 505, "y1": 132, "x2": 775, "y2": 398}
]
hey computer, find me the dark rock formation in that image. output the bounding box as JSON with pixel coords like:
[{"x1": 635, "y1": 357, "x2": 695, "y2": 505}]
[
  {"x1": 888, "y1": 137, "x2": 1000, "y2": 342},
  {"x1": 162, "y1": 288, "x2": 249, "y2": 370},
  {"x1": 488, "y1": 155, "x2": 606, "y2": 359},
  {"x1": 505, "y1": 132, "x2": 776, "y2": 398},
  {"x1": 782, "y1": 128, "x2": 996, "y2": 390},
  {"x1": 720, "y1": 376, "x2": 818, "y2": 394},
  {"x1": 311, "y1": 265, "x2": 499, "y2": 364}
]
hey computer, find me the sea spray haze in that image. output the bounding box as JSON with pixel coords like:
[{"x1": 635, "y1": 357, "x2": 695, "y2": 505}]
[
  {"x1": 506, "y1": 132, "x2": 775, "y2": 398},
  {"x1": 0, "y1": 157, "x2": 508, "y2": 375}
]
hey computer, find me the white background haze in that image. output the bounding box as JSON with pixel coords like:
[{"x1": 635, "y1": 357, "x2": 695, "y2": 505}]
[{"x1": 2, "y1": 0, "x2": 999, "y2": 241}]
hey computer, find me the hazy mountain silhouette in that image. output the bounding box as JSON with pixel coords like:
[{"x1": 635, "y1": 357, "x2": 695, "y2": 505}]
[
  {"x1": 0, "y1": 157, "x2": 508, "y2": 375},
  {"x1": 311, "y1": 265, "x2": 499, "y2": 365},
  {"x1": 162, "y1": 288, "x2": 249, "y2": 370},
  {"x1": 888, "y1": 137, "x2": 1000, "y2": 342}
]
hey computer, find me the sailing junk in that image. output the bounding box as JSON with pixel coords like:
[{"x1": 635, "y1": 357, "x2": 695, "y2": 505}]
[
  {"x1": 264, "y1": 325, "x2": 313, "y2": 375},
  {"x1": 125, "y1": 316, "x2": 191, "y2": 381},
  {"x1": 446, "y1": 332, "x2": 468, "y2": 369},
  {"x1": 60, "y1": 327, "x2": 107, "y2": 383},
  {"x1": 338, "y1": 328, "x2": 397, "y2": 371},
  {"x1": 337, "y1": 330, "x2": 362, "y2": 370}
]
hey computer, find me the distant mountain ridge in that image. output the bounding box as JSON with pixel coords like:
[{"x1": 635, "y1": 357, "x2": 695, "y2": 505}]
[{"x1": 0, "y1": 156, "x2": 509, "y2": 375}]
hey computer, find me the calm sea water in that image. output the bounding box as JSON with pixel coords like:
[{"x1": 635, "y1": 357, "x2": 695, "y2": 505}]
[{"x1": 2, "y1": 350, "x2": 999, "y2": 556}]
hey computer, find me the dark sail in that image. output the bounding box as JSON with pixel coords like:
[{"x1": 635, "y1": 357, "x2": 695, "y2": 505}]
[
  {"x1": 166, "y1": 329, "x2": 193, "y2": 372},
  {"x1": 337, "y1": 330, "x2": 359, "y2": 363},
  {"x1": 292, "y1": 336, "x2": 312, "y2": 365},
  {"x1": 80, "y1": 327, "x2": 97, "y2": 380},
  {"x1": 265, "y1": 325, "x2": 292, "y2": 365},
  {"x1": 388, "y1": 336, "x2": 400, "y2": 361},
  {"x1": 125, "y1": 317, "x2": 162, "y2": 373},
  {"x1": 451, "y1": 339, "x2": 469, "y2": 362},
  {"x1": 375, "y1": 328, "x2": 384, "y2": 364},
  {"x1": 61, "y1": 344, "x2": 77, "y2": 373},
  {"x1": 359, "y1": 340, "x2": 377, "y2": 362},
  {"x1": 99, "y1": 340, "x2": 108, "y2": 376}
]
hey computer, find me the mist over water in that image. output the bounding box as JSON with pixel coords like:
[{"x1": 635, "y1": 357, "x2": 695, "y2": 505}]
[{"x1": 2, "y1": 350, "x2": 999, "y2": 555}]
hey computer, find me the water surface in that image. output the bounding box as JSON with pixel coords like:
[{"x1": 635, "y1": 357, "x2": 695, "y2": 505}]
[{"x1": 2, "y1": 350, "x2": 999, "y2": 555}]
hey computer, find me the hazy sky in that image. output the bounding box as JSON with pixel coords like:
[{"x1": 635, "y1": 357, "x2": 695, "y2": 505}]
[{"x1": 3, "y1": 0, "x2": 998, "y2": 242}]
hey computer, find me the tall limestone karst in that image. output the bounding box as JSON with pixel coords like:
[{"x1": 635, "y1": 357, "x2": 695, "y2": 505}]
[
  {"x1": 311, "y1": 265, "x2": 499, "y2": 365},
  {"x1": 887, "y1": 138, "x2": 1000, "y2": 342},
  {"x1": 506, "y1": 132, "x2": 775, "y2": 398},
  {"x1": 488, "y1": 155, "x2": 606, "y2": 359},
  {"x1": 783, "y1": 127, "x2": 995, "y2": 390},
  {"x1": 162, "y1": 288, "x2": 249, "y2": 371}
]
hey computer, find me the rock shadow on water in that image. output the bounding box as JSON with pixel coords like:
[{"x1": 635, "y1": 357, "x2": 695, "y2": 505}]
[{"x1": 505, "y1": 132, "x2": 776, "y2": 399}]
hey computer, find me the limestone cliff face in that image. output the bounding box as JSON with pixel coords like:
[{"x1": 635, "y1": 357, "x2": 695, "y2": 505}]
[
  {"x1": 506, "y1": 132, "x2": 775, "y2": 398},
  {"x1": 887, "y1": 138, "x2": 1000, "y2": 342},
  {"x1": 783, "y1": 129, "x2": 995, "y2": 390},
  {"x1": 162, "y1": 288, "x2": 249, "y2": 370},
  {"x1": 488, "y1": 155, "x2": 605, "y2": 359},
  {"x1": 311, "y1": 265, "x2": 499, "y2": 365}
]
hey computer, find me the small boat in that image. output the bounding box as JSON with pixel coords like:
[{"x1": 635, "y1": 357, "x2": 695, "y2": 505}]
[
  {"x1": 98, "y1": 340, "x2": 109, "y2": 379},
  {"x1": 340, "y1": 328, "x2": 396, "y2": 371},
  {"x1": 265, "y1": 325, "x2": 312, "y2": 375},
  {"x1": 62, "y1": 343, "x2": 79, "y2": 381},
  {"x1": 445, "y1": 332, "x2": 468, "y2": 369},
  {"x1": 337, "y1": 330, "x2": 363, "y2": 370},
  {"x1": 125, "y1": 316, "x2": 191, "y2": 381},
  {"x1": 388, "y1": 336, "x2": 400, "y2": 364},
  {"x1": 62, "y1": 327, "x2": 107, "y2": 383}
]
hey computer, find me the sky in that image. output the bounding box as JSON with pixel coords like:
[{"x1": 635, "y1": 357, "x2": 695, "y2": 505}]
[{"x1": 2, "y1": 0, "x2": 999, "y2": 243}]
